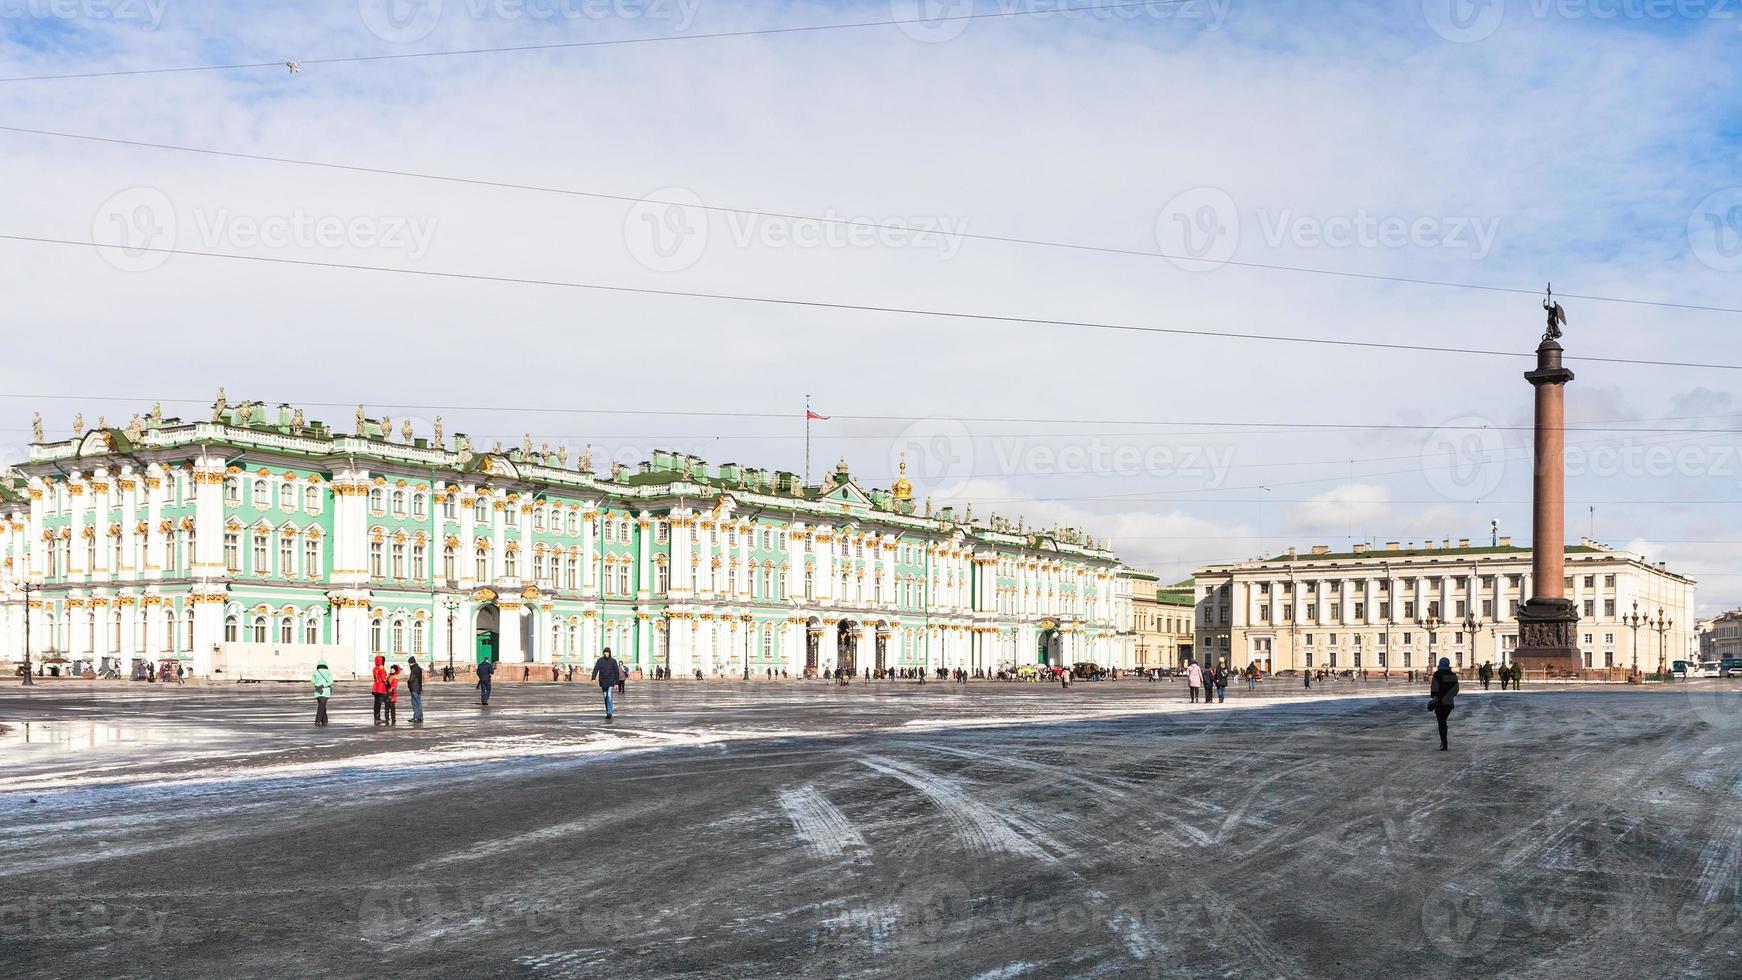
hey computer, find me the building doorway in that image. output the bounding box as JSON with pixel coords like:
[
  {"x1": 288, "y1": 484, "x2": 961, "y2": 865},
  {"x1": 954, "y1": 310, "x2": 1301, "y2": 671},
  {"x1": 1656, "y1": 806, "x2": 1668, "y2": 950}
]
[
  {"x1": 475, "y1": 604, "x2": 500, "y2": 665},
  {"x1": 837, "y1": 620, "x2": 858, "y2": 675}
]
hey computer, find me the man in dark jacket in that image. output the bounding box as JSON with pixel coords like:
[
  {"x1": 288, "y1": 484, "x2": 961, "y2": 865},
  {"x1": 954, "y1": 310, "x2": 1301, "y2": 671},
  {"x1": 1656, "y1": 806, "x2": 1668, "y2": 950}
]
[
  {"x1": 477, "y1": 657, "x2": 495, "y2": 706},
  {"x1": 407, "y1": 656, "x2": 425, "y2": 723},
  {"x1": 591, "y1": 647, "x2": 623, "y2": 720},
  {"x1": 1429, "y1": 657, "x2": 1460, "y2": 751}
]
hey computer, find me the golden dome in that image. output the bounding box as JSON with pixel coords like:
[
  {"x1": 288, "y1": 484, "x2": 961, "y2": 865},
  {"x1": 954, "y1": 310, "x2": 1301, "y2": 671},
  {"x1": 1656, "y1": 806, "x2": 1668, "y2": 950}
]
[{"x1": 892, "y1": 452, "x2": 913, "y2": 501}]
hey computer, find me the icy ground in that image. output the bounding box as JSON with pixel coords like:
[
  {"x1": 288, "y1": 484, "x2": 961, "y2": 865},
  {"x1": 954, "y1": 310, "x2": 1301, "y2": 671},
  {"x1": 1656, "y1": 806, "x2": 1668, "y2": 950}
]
[{"x1": 1, "y1": 678, "x2": 1739, "y2": 978}]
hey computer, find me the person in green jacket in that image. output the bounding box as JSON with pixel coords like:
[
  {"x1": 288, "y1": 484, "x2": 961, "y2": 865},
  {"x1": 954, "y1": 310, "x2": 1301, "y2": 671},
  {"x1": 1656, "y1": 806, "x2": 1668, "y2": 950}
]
[{"x1": 311, "y1": 661, "x2": 334, "y2": 727}]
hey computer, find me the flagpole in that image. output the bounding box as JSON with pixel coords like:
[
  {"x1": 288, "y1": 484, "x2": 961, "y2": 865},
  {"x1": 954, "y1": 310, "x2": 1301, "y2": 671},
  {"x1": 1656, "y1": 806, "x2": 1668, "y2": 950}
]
[{"x1": 804, "y1": 393, "x2": 811, "y2": 486}]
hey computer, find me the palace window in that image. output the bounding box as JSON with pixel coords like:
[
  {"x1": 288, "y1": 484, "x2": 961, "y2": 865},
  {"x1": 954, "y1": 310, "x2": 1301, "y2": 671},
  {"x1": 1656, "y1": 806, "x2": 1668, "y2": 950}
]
[
  {"x1": 280, "y1": 617, "x2": 294, "y2": 644},
  {"x1": 280, "y1": 536, "x2": 294, "y2": 578},
  {"x1": 603, "y1": 520, "x2": 615, "y2": 544},
  {"x1": 164, "y1": 612, "x2": 176, "y2": 651},
  {"x1": 391, "y1": 541, "x2": 406, "y2": 579},
  {"x1": 475, "y1": 546, "x2": 490, "y2": 582},
  {"x1": 565, "y1": 557, "x2": 578, "y2": 591},
  {"x1": 225, "y1": 615, "x2": 238, "y2": 642},
  {"x1": 305, "y1": 539, "x2": 321, "y2": 578},
  {"x1": 533, "y1": 554, "x2": 546, "y2": 583},
  {"x1": 225, "y1": 478, "x2": 241, "y2": 505},
  {"x1": 412, "y1": 493, "x2": 427, "y2": 520},
  {"x1": 411, "y1": 542, "x2": 426, "y2": 580},
  {"x1": 252, "y1": 533, "x2": 269, "y2": 576},
  {"x1": 253, "y1": 615, "x2": 268, "y2": 643},
  {"x1": 505, "y1": 551, "x2": 519, "y2": 579},
  {"x1": 566, "y1": 512, "x2": 578, "y2": 535},
  {"x1": 392, "y1": 620, "x2": 405, "y2": 653},
  {"x1": 305, "y1": 486, "x2": 322, "y2": 514},
  {"x1": 253, "y1": 481, "x2": 270, "y2": 510},
  {"x1": 369, "y1": 541, "x2": 384, "y2": 578},
  {"x1": 412, "y1": 620, "x2": 425, "y2": 654},
  {"x1": 184, "y1": 614, "x2": 194, "y2": 650},
  {"x1": 442, "y1": 545, "x2": 456, "y2": 582},
  {"x1": 305, "y1": 618, "x2": 319, "y2": 644},
  {"x1": 1604, "y1": 599, "x2": 1615, "y2": 617},
  {"x1": 391, "y1": 490, "x2": 406, "y2": 517},
  {"x1": 474, "y1": 500, "x2": 489, "y2": 523},
  {"x1": 442, "y1": 495, "x2": 456, "y2": 520},
  {"x1": 655, "y1": 563, "x2": 669, "y2": 594},
  {"x1": 504, "y1": 506, "x2": 518, "y2": 528},
  {"x1": 369, "y1": 488, "x2": 385, "y2": 513},
  {"x1": 371, "y1": 618, "x2": 383, "y2": 652},
  {"x1": 534, "y1": 508, "x2": 546, "y2": 531},
  {"x1": 617, "y1": 565, "x2": 631, "y2": 596}
]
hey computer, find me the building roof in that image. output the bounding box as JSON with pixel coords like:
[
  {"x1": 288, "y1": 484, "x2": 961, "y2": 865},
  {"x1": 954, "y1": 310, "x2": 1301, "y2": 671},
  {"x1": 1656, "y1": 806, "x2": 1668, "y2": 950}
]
[{"x1": 1261, "y1": 544, "x2": 1601, "y2": 563}]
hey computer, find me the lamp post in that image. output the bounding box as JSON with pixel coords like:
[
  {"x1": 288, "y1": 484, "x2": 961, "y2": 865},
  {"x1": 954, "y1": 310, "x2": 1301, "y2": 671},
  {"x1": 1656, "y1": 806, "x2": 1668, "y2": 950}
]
[
  {"x1": 442, "y1": 596, "x2": 459, "y2": 676},
  {"x1": 19, "y1": 580, "x2": 33, "y2": 686},
  {"x1": 1650, "y1": 608, "x2": 1672, "y2": 681},
  {"x1": 1625, "y1": 600, "x2": 1643, "y2": 677},
  {"x1": 1461, "y1": 614, "x2": 1477, "y2": 669},
  {"x1": 1424, "y1": 614, "x2": 1445, "y2": 664}
]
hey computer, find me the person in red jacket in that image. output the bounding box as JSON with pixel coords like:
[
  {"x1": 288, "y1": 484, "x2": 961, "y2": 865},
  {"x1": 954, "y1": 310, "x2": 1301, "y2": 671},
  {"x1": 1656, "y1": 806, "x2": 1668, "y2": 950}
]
[
  {"x1": 385, "y1": 665, "x2": 401, "y2": 726},
  {"x1": 371, "y1": 655, "x2": 388, "y2": 726}
]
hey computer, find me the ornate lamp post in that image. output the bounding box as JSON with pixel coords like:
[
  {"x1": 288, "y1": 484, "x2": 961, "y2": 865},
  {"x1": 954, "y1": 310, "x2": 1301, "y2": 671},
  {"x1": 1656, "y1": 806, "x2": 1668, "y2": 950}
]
[
  {"x1": 442, "y1": 595, "x2": 459, "y2": 676},
  {"x1": 1424, "y1": 614, "x2": 1445, "y2": 663},
  {"x1": 1461, "y1": 614, "x2": 1477, "y2": 668},
  {"x1": 1650, "y1": 609, "x2": 1672, "y2": 681},
  {"x1": 19, "y1": 580, "x2": 34, "y2": 686},
  {"x1": 1625, "y1": 600, "x2": 1644, "y2": 677}
]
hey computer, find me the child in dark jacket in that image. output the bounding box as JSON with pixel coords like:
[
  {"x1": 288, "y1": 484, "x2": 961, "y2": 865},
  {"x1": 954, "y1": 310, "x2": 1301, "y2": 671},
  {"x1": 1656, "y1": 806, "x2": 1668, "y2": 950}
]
[{"x1": 385, "y1": 665, "x2": 401, "y2": 726}]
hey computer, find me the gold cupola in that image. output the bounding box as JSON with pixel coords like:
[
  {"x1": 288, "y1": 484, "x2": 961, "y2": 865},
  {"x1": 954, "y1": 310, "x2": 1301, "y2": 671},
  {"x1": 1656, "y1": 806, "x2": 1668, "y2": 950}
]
[{"x1": 892, "y1": 452, "x2": 914, "y2": 501}]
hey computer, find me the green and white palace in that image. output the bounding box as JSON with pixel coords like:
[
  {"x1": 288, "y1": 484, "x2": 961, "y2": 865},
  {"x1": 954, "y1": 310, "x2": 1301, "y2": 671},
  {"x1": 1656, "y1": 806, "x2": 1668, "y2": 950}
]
[{"x1": 0, "y1": 398, "x2": 1124, "y2": 678}]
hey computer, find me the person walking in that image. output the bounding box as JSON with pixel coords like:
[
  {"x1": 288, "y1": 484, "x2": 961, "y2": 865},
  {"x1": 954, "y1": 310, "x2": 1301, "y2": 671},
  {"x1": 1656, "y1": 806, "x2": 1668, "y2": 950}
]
[
  {"x1": 1478, "y1": 661, "x2": 1493, "y2": 691},
  {"x1": 477, "y1": 656, "x2": 495, "y2": 706},
  {"x1": 371, "y1": 654, "x2": 388, "y2": 725},
  {"x1": 174, "y1": 662, "x2": 185, "y2": 685},
  {"x1": 1213, "y1": 663, "x2": 1228, "y2": 703},
  {"x1": 407, "y1": 655, "x2": 425, "y2": 724},
  {"x1": 311, "y1": 660, "x2": 334, "y2": 727},
  {"x1": 591, "y1": 646, "x2": 623, "y2": 720},
  {"x1": 1429, "y1": 656, "x2": 1460, "y2": 751},
  {"x1": 1186, "y1": 660, "x2": 1203, "y2": 703}
]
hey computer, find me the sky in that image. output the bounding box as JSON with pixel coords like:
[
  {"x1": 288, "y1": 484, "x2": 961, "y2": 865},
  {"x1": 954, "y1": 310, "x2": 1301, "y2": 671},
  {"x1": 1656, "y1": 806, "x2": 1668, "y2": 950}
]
[{"x1": 1, "y1": 0, "x2": 1739, "y2": 614}]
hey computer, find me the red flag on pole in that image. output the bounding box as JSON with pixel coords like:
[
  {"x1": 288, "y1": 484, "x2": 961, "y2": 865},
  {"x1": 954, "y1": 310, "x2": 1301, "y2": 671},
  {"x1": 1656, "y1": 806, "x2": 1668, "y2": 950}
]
[{"x1": 806, "y1": 410, "x2": 830, "y2": 420}]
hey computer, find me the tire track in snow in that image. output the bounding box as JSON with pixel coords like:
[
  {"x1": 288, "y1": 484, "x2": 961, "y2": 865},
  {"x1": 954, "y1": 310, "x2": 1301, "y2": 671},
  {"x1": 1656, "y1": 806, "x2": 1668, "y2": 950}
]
[
  {"x1": 857, "y1": 755, "x2": 1054, "y2": 861},
  {"x1": 777, "y1": 784, "x2": 867, "y2": 859}
]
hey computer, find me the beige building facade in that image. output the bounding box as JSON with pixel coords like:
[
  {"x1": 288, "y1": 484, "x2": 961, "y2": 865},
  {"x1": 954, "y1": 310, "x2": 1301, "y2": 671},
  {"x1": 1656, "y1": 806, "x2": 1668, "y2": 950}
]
[
  {"x1": 1194, "y1": 538, "x2": 1696, "y2": 674},
  {"x1": 1115, "y1": 570, "x2": 1196, "y2": 669}
]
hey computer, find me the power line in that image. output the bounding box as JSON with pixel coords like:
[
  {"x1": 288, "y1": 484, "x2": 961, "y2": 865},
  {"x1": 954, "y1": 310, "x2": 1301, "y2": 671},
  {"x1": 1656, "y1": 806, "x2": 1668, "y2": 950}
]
[
  {"x1": 7, "y1": 233, "x2": 1742, "y2": 372},
  {"x1": 0, "y1": 0, "x2": 1187, "y2": 83},
  {"x1": 0, "y1": 387, "x2": 1734, "y2": 434},
  {"x1": 6, "y1": 123, "x2": 1738, "y2": 317}
]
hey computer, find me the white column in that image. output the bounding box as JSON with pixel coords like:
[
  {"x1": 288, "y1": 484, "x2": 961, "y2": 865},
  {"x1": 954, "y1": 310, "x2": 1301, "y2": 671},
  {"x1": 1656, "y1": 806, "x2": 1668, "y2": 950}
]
[
  {"x1": 457, "y1": 486, "x2": 477, "y2": 587},
  {"x1": 499, "y1": 602, "x2": 525, "y2": 662},
  {"x1": 637, "y1": 513, "x2": 653, "y2": 601}
]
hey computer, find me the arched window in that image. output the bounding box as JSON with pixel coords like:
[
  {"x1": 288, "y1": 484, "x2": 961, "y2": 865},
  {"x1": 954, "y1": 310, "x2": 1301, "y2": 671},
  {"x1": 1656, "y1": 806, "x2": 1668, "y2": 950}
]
[
  {"x1": 411, "y1": 620, "x2": 425, "y2": 654},
  {"x1": 224, "y1": 615, "x2": 238, "y2": 642},
  {"x1": 391, "y1": 541, "x2": 406, "y2": 578},
  {"x1": 654, "y1": 563, "x2": 669, "y2": 594},
  {"x1": 164, "y1": 612, "x2": 177, "y2": 652},
  {"x1": 369, "y1": 488, "x2": 385, "y2": 513},
  {"x1": 475, "y1": 546, "x2": 489, "y2": 582},
  {"x1": 371, "y1": 618, "x2": 384, "y2": 653},
  {"x1": 504, "y1": 550, "x2": 519, "y2": 579},
  {"x1": 185, "y1": 614, "x2": 194, "y2": 651},
  {"x1": 391, "y1": 490, "x2": 406, "y2": 516},
  {"x1": 111, "y1": 610, "x2": 122, "y2": 650},
  {"x1": 253, "y1": 480, "x2": 270, "y2": 510},
  {"x1": 305, "y1": 538, "x2": 320, "y2": 578},
  {"x1": 761, "y1": 624, "x2": 773, "y2": 659},
  {"x1": 474, "y1": 500, "x2": 489, "y2": 523},
  {"x1": 369, "y1": 540, "x2": 384, "y2": 578},
  {"x1": 280, "y1": 617, "x2": 294, "y2": 644},
  {"x1": 411, "y1": 542, "x2": 427, "y2": 581},
  {"x1": 224, "y1": 477, "x2": 241, "y2": 504},
  {"x1": 304, "y1": 485, "x2": 321, "y2": 513},
  {"x1": 305, "y1": 617, "x2": 319, "y2": 645},
  {"x1": 252, "y1": 615, "x2": 267, "y2": 643},
  {"x1": 392, "y1": 619, "x2": 406, "y2": 653},
  {"x1": 441, "y1": 545, "x2": 456, "y2": 582},
  {"x1": 567, "y1": 624, "x2": 578, "y2": 656}
]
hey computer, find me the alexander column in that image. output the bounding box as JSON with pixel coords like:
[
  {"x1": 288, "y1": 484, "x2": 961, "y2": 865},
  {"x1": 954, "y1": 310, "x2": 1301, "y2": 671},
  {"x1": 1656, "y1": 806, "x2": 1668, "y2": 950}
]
[{"x1": 1514, "y1": 289, "x2": 1580, "y2": 673}]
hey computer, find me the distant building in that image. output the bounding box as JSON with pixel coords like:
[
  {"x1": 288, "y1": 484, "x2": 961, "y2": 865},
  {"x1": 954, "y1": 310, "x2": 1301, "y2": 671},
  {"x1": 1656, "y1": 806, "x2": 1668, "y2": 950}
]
[
  {"x1": 1700, "y1": 610, "x2": 1742, "y2": 661},
  {"x1": 1194, "y1": 537, "x2": 1696, "y2": 674},
  {"x1": 1115, "y1": 569, "x2": 1196, "y2": 669},
  {"x1": 1, "y1": 401, "x2": 1126, "y2": 678}
]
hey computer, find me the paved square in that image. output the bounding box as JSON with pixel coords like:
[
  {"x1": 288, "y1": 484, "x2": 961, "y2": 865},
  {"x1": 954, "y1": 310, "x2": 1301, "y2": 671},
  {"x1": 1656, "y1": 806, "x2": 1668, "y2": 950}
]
[{"x1": 1, "y1": 679, "x2": 1738, "y2": 978}]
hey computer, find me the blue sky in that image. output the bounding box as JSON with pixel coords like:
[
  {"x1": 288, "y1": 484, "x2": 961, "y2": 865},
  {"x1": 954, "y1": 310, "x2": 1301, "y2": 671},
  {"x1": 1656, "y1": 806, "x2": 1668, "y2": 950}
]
[{"x1": 2, "y1": 0, "x2": 1740, "y2": 612}]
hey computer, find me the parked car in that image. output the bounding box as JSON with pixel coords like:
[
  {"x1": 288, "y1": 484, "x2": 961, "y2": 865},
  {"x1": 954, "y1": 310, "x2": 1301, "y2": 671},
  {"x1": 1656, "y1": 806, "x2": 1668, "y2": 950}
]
[{"x1": 1719, "y1": 658, "x2": 1742, "y2": 678}]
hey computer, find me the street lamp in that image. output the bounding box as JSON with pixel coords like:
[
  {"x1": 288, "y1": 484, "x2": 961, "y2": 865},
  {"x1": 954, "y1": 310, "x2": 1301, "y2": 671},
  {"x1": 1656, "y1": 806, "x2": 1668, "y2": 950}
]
[
  {"x1": 1625, "y1": 600, "x2": 1644, "y2": 676},
  {"x1": 1424, "y1": 614, "x2": 1444, "y2": 660},
  {"x1": 1461, "y1": 614, "x2": 1477, "y2": 669},
  {"x1": 1650, "y1": 608, "x2": 1673, "y2": 681},
  {"x1": 19, "y1": 580, "x2": 34, "y2": 686},
  {"x1": 442, "y1": 595, "x2": 460, "y2": 677}
]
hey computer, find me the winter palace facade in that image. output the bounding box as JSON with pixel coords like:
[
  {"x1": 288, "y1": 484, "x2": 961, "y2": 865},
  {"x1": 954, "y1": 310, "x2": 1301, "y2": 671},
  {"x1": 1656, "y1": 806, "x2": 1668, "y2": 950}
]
[{"x1": 0, "y1": 400, "x2": 1125, "y2": 678}]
